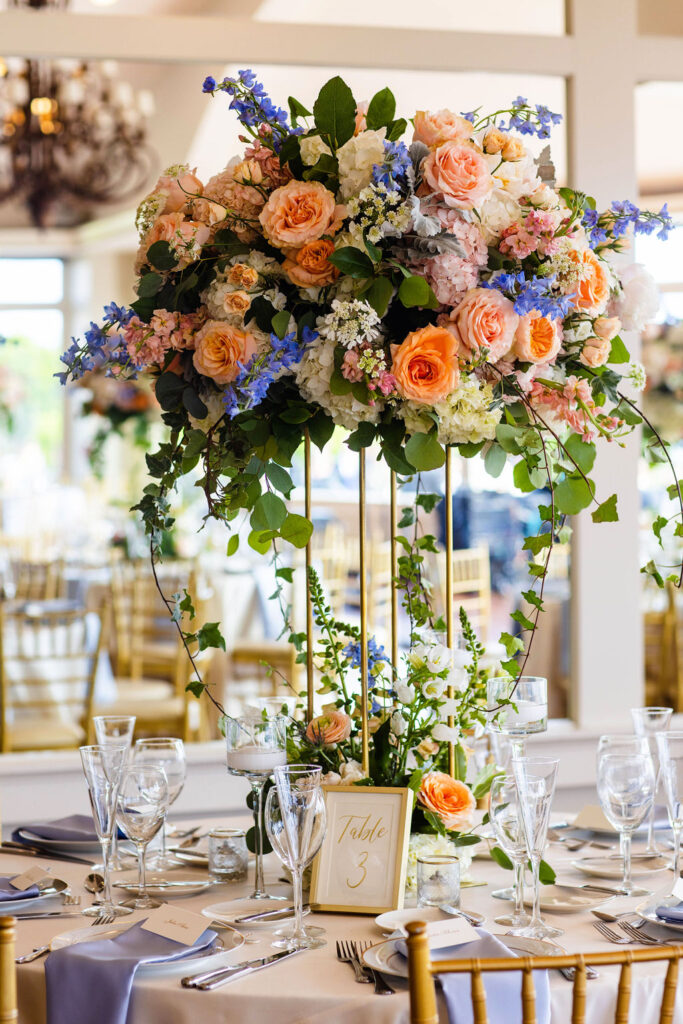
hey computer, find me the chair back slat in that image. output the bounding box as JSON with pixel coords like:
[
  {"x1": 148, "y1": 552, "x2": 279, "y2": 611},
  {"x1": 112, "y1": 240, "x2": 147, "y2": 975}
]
[
  {"x1": 615, "y1": 954, "x2": 632, "y2": 1024},
  {"x1": 521, "y1": 962, "x2": 536, "y2": 1024},
  {"x1": 659, "y1": 954, "x2": 679, "y2": 1024},
  {"x1": 0, "y1": 916, "x2": 17, "y2": 1023},
  {"x1": 406, "y1": 921, "x2": 439, "y2": 1024},
  {"x1": 471, "y1": 962, "x2": 488, "y2": 1024},
  {"x1": 571, "y1": 958, "x2": 587, "y2": 1024}
]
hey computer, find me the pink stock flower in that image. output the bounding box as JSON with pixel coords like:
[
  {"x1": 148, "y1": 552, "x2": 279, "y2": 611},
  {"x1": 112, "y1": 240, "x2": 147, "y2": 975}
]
[
  {"x1": 529, "y1": 375, "x2": 598, "y2": 441},
  {"x1": 377, "y1": 371, "x2": 396, "y2": 396},
  {"x1": 341, "y1": 350, "x2": 363, "y2": 382},
  {"x1": 123, "y1": 316, "x2": 172, "y2": 369}
]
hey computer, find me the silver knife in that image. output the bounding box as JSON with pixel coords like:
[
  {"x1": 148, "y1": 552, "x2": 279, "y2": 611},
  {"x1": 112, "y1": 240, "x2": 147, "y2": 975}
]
[
  {"x1": 233, "y1": 905, "x2": 310, "y2": 924},
  {"x1": 580, "y1": 884, "x2": 629, "y2": 896},
  {"x1": 182, "y1": 948, "x2": 302, "y2": 989},
  {"x1": 12, "y1": 912, "x2": 84, "y2": 921},
  {"x1": 0, "y1": 843, "x2": 94, "y2": 867}
]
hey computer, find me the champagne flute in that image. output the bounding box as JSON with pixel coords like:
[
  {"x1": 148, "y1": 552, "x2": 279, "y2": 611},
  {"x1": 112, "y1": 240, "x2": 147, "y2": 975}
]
[
  {"x1": 117, "y1": 765, "x2": 169, "y2": 909},
  {"x1": 512, "y1": 756, "x2": 560, "y2": 939},
  {"x1": 489, "y1": 773, "x2": 530, "y2": 932},
  {"x1": 225, "y1": 711, "x2": 287, "y2": 900},
  {"x1": 597, "y1": 735, "x2": 655, "y2": 897},
  {"x1": 656, "y1": 731, "x2": 683, "y2": 903},
  {"x1": 631, "y1": 706, "x2": 673, "y2": 855},
  {"x1": 271, "y1": 764, "x2": 326, "y2": 950},
  {"x1": 79, "y1": 744, "x2": 132, "y2": 918},
  {"x1": 488, "y1": 677, "x2": 548, "y2": 758},
  {"x1": 133, "y1": 737, "x2": 186, "y2": 869},
  {"x1": 93, "y1": 715, "x2": 136, "y2": 870}
]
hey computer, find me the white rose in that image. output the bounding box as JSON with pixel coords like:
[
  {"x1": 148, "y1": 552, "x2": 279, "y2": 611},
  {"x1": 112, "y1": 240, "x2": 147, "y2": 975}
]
[
  {"x1": 300, "y1": 135, "x2": 333, "y2": 167},
  {"x1": 563, "y1": 319, "x2": 593, "y2": 344},
  {"x1": 490, "y1": 151, "x2": 540, "y2": 200},
  {"x1": 432, "y1": 723, "x2": 461, "y2": 744},
  {"x1": 391, "y1": 711, "x2": 407, "y2": 736},
  {"x1": 478, "y1": 189, "x2": 522, "y2": 245},
  {"x1": 422, "y1": 677, "x2": 447, "y2": 700},
  {"x1": 321, "y1": 771, "x2": 342, "y2": 785},
  {"x1": 339, "y1": 759, "x2": 367, "y2": 784},
  {"x1": 614, "y1": 263, "x2": 660, "y2": 331},
  {"x1": 426, "y1": 644, "x2": 451, "y2": 674},
  {"x1": 337, "y1": 128, "x2": 386, "y2": 199},
  {"x1": 395, "y1": 682, "x2": 416, "y2": 704}
]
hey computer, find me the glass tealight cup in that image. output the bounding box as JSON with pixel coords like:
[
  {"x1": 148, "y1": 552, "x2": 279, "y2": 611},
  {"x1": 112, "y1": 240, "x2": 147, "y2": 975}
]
[
  {"x1": 208, "y1": 828, "x2": 249, "y2": 882},
  {"x1": 416, "y1": 855, "x2": 460, "y2": 909}
]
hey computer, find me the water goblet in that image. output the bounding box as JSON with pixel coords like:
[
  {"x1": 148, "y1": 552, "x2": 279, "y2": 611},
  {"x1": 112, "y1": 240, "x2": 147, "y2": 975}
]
[
  {"x1": 489, "y1": 773, "x2": 531, "y2": 932},
  {"x1": 93, "y1": 715, "x2": 136, "y2": 870},
  {"x1": 597, "y1": 735, "x2": 655, "y2": 897},
  {"x1": 488, "y1": 677, "x2": 548, "y2": 759},
  {"x1": 225, "y1": 710, "x2": 287, "y2": 900},
  {"x1": 512, "y1": 756, "x2": 561, "y2": 939},
  {"x1": 656, "y1": 731, "x2": 683, "y2": 904},
  {"x1": 631, "y1": 706, "x2": 673, "y2": 854},
  {"x1": 116, "y1": 765, "x2": 169, "y2": 909},
  {"x1": 269, "y1": 764, "x2": 326, "y2": 950},
  {"x1": 79, "y1": 744, "x2": 132, "y2": 918},
  {"x1": 133, "y1": 737, "x2": 186, "y2": 869},
  {"x1": 265, "y1": 781, "x2": 326, "y2": 949}
]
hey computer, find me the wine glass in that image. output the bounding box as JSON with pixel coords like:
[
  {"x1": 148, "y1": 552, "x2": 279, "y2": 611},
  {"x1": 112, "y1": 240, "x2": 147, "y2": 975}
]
[
  {"x1": 656, "y1": 731, "x2": 683, "y2": 904},
  {"x1": 116, "y1": 766, "x2": 169, "y2": 909},
  {"x1": 225, "y1": 710, "x2": 287, "y2": 900},
  {"x1": 133, "y1": 737, "x2": 186, "y2": 869},
  {"x1": 93, "y1": 715, "x2": 136, "y2": 870},
  {"x1": 597, "y1": 735, "x2": 655, "y2": 897},
  {"x1": 79, "y1": 744, "x2": 132, "y2": 918},
  {"x1": 512, "y1": 756, "x2": 560, "y2": 939},
  {"x1": 631, "y1": 706, "x2": 673, "y2": 855},
  {"x1": 488, "y1": 677, "x2": 547, "y2": 759},
  {"x1": 489, "y1": 773, "x2": 530, "y2": 932},
  {"x1": 269, "y1": 765, "x2": 326, "y2": 950},
  {"x1": 266, "y1": 783, "x2": 326, "y2": 949}
]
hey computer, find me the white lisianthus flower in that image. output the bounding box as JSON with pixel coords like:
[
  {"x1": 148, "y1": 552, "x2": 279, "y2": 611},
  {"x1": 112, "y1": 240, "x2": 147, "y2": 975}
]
[
  {"x1": 478, "y1": 189, "x2": 522, "y2": 245},
  {"x1": 423, "y1": 677, "x2": 447, "y2": 700},
  {"x1": 432, "y1": 723, "x2": 461, "y2": 745},
  {"x1": 490, "y1": 150, "x2": 540, "y2": 200},
  {"x1": 337, "y1": 128, "x2": 386, "y2": 199},
  {"x1": 426, "y1": 644, "x2": 451, "y2": 674},
  {"x1": 438, "y1": 697, "x2": 459, "y2": 720},
  {"x1": 390, "y1": 711, "x2": 408, "y2": 736},
  {"x1": 300, "y1": 135, "x2": 333, "y2": 167},
  {"x1": 339, "y1": 759, "x2": 368, "y2": 784},
  {"x1": 395, "y1": 682, "x2": 416, "y2": 704},
  {"x1": 408, "y1": 644, "x2": 429, "y2": 669},
  {"x1": 447, "y1": 667, "x2": 468, "y2": 692},
  {"x1": 614, "y1": 263, "x2": 660, "y2": 331}
]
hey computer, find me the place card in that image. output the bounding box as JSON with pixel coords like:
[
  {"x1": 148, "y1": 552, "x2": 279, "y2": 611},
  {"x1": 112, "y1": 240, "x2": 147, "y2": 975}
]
[
  {"x1": 425, "y1": 915, "x2": 479, "y2": 950},
  {"x1": 671, "y1": 877, "x2": 683, "y2": 903},
  {"x1": 140, "y1": 905, "x2": 209, "y2": 946},
  {"x1": 572, "y1": 805, "x2": 614, "y2": 833},
  {"x1": 11, "y1": 865, "x2": 50, "y2": 891}
]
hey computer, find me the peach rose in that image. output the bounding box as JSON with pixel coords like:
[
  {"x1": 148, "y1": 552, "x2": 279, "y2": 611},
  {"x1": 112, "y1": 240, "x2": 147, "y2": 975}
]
[
  {"x1": 305, "y1": 710, "x2": 352, "y2": 747},
  {"x1": 422, "y1": 141, "x2": 494, "y2": 210},
  {"x1": 513, "y1": 312, "x2": 562, "y2": 365},
  {"x1": 580, "y1": 337, "x2": 611, "y2": 368},
  {"x1": 282, "y1": 239, "x2": 340, "y2": 288},
  {"x1": 259, "y1": 180, "x2": 345, "y2": 249},
  {"x1": 414, "y1": 109, "x2": 472, "y2": 148},
  {"x1": 143, "y1": 212, "x2": 210, "y2": 267},
  {"x1": 223, "y1": 290, "x2": 251, "y2": 315},
  {"x1": 232, "y1": 158, "x2": 264, "y2": 187},
  {"x1": 449, "y1": 288, "x2": 519, "y2": 362},
  {"x1": 483, "y1": 128, "x2": 506, "y2": 154},
  {"x1": 391, "y1": 325, "x2": 459, "y2": 405},
  {"x1": 501, "y1": 137, "x2": 525, "y2": 161},
  {"x1": 593, "y1": 315, "x2": 621, "y2": 342},
  {"x1": 192, "y1": 320, "x2": 257, "y2": 384},
  {"x1": 568, "y1": 249, "x2": 611, "y2": 314},
  {"x1": 354, "y1": 100, "x2": 368, "y2": 135},
  {"x1": 229, "y1": 264, "x2": 259, "y2": 289},
  {"x1": 155, "y1": 168, "x2": 203, "y2": 213},
  {"x1": 418, "y1": 771, "x2": 476, "y2": 830}
]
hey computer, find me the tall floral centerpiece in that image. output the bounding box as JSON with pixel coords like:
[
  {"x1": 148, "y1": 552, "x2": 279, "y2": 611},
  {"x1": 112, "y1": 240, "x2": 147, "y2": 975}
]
[{"x1": 58, "y1": 71, "x2": 681, "y2": 865}]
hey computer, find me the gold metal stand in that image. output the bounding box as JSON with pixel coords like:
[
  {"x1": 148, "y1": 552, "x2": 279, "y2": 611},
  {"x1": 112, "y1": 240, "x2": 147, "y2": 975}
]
[
  {"x1": 359, "y1": 448, "x2": 370, "y2": 775},
  {"x1": 444, "y1": 446, "x2": 455, "y2": 777},
  {"x1": 390, "y1": 471, "x2": 399, "y2": 674},
  {"x1": 304, "y1": 430, "x2": 314, "y2": 720}
]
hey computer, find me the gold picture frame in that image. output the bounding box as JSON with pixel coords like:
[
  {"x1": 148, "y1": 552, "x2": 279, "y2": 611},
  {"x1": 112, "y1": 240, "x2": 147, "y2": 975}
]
[{"x1": 309, "y1": 785, "x2": 412, "y2": 914}]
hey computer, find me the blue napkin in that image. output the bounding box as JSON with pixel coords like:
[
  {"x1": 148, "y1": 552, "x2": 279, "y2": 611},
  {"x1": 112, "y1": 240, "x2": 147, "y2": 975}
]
[
  {"x1": 11, "y1": 814, "x2": 123, "y2": 844},
  {"x1": 0, "y1": 876, "x2": 39, "y2": 902},
  {"x1": 655, "y1": 903, "x2": 683, "y2": 923},
  {"x1": 45, "y1": 920, "x2": 218, "y2": 1024}
]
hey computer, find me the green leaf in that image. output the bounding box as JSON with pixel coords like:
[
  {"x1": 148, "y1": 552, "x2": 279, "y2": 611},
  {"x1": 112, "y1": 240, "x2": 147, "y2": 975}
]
[
  {"x1": 265, "y1": 463, "x2": 294, "y2": 498},
  {"x1": 275, "y1": 566, "x2": 294, "y2": 583},
  {"x1": 146, "y1": 240, "x2": 178, "y2": 271},
  {"x1": 346, "y1": 421, "x2": 376, "y2": 451},
  {"x1": 512, "y1": 609, "x2": 535, "y2": 631},
  {"x1": 271, "y1": 310, "x2": 290, "y2": 340},
  {"x1": 288, "y1": 95, "x2": 312, "y2": 126},
  {"x1": 366, "y1": 87, "x2": 396, "y2": 129},
  {"x1": 404, "y1": 432, "x2": 445, "y2": 471},
  {"x1": 307, "y1": 412, "x2": 335, "y2": 450},
  {"x1": 182, "y1": 387, "x2": 208, "y2": 419},
  {"x1": 458, "y1": 441, "x2": 485, "y2": 458},
  {"x1": 484, "y1": 444, "x2": 506, "y2": 478},
  {"x1": 137, "y1": 272, "x2": 163, "y2": 298},
  {"x1": 154, "y1": 372, "x2": 185, "y2": 411},
  {"x1": 365, "y1": 276, "x2": 394, "y2": 317},
  {"x1": 500, "y1": 631, "x2": 524, "y2": 657},
  {"x1": 328, "y1": 246, "x2": 374, "y2": 278},
  {"x1": 250, "y1": 492, "x2": 287, "y2": 532},
  {"x1": 490, "y1": 846, "x2": 513, "y2": 871},
  {"x1": 641, "y1": 559, "x2": 664, "y2": 588},
  {"x1": 652, "y1": 513, "x2": 668, "y2": 546},
  {"x1": 313, "y1": 75, "x2": 356, "y2": 148},
  {"x1": 226, "y1": 534, "x2": 240, "y2": 557},
  {"x1": 398, "y1": 274, "x2": 439, "y2": 309},
  {"x1": 186, "y1": 679, "x2": 205, "y2": 699},
  {"x1": 280, "y1": 513, "x2": 314, "y2": 549},
  {"x1": 329, "y1": 368, "x2": 352, "y2": 395},
  {"x1": 555, "y1": 476, "x2": 593, "y2": 516},
  {"x1": 387, "y1": 117, "x2": 408, "y2": 142},
  {"x1": 472, "y1": 764, "x2": 503, "y2": 800},
  {"x1": 564, "y1": 434, "x2": 596, "y2": 475},
  {"x1": 539, "y1": 859, "x2": 556, "y2": 885},
  {"x1": 416, "y1": 493, "x2": 442, "y2": 513},
  {"x1": 513, "y1": 460, "x2": 536, "y2": 494},
  {"x1": 608, "y1": 334, "x2": 630, "y2": 364},
  {"x1": 279, "y1": 406, "x2": 312, "y2": 424},
  {"x1": 592, "y1": 493, "x2": 619, "y2": 524},
  {"x1": 381, "y1": 441, "x2": 414, "y2": 476},
  {"x1": 667, "y1": 481, "x2": 683, "y2": 501},
  {"x1": 523, "y1": 533, "x2": 552, "y2": 556},
  {"x1": 496, "y1": 423, "x2": 522, "y2": 455},
  {"x1": 248, "y1": 529, "x2": 274, "y2": 555},
  {"x1": 197, "y1": 621, "x2": 226, "y2": 652}
]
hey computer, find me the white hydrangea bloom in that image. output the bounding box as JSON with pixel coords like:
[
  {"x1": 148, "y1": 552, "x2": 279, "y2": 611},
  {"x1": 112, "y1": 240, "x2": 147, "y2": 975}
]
[
  {"x1": 337, "y1": 128, "x2": 386, "y2": 199},
  {"x1": 295, "y1": 334, "x2": 381, "y2": 430},
  {"x1": 399, "y1": 377, "x2": 502, "y2": 446},
  {"x1": 300, "y1": 135, "x2": 333, "y2": 167}
]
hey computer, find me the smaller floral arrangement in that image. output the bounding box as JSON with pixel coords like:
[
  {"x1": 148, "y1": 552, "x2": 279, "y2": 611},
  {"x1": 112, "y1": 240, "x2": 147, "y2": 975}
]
[{"x1": 78, "y1": 366, "x2": 159, "y2": 473}]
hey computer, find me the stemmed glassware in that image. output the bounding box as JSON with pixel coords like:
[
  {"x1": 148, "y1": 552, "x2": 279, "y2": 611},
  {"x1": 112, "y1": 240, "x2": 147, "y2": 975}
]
[
  {"x1": 225, "y1": 710, "x2": 287, "y2": 900},
  {"x1": 116, "y1": 766, "x2": 169, "y2": 909},
  {"x1": 79, "y1": 744, "x2": 132, "y2": 918},
  {"x1": 596, "y1": 735, "x2": 655, "y2": 897},
  {"x1": 267, "y1": 765, "x2": 327, "y2": 950},
  {"x1": 488, "y1": 677, "x2": 548, "y2": 758},
  {"x1": 512, "y1": 756, "x2": 561, "y2": 939},
  {"x1": 655, "y1": 731, "x2": 683, "y2": 906},
  {"x1": 631, "y1": 706, "x2": 673, "y2": 855},
  {"x1": 489, "y1": 773, "x2": 531, "y2": 932},
  {"x1": 93, "y1": 715, "x2": 136, "y2": 870},
  {"x1": 133, "y1": 737, "x2": 186, "y2": 869}
]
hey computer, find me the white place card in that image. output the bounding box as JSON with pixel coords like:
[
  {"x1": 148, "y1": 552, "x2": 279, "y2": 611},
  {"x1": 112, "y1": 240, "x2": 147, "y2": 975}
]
[
  {"x1": 140, "y1": 905, "x2": 209, "y2": 946},
  {"x1": 572, "y1": 805, "x2": 614, "y2": 833},
  {"x1": 11, "y1": 865, "x2": 50, "y2": 891},
  {"x1": 671, "y1": 877, "x2": 683, "y2": 903},
  {"x1": 425, "y1": 915, "x2": 479, "y2": 950}
]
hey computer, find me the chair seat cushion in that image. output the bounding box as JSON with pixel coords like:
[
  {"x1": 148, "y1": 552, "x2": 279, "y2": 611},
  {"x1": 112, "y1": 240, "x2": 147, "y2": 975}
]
[
  {"x1": 8, "y1": 719, "x2": 85, "y2": 751},
  {"x1": 111, "y1": 678, "x2": 176, "y2": 702}
]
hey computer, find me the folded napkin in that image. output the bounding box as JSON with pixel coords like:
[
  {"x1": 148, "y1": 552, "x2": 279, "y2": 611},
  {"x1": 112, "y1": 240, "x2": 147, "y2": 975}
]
[
  {"x1": 11, "y1": 814, "x2": 116, "y2": 845},
  {"x1": 45, "y1": 920, "x2": 218, "y2": 1024},
  {"x1": 655, "y1": 903, "x2": 683, "y2": 923},
  {"x1": 0, "y1": 875, "x2": 39, "y2": 902}
]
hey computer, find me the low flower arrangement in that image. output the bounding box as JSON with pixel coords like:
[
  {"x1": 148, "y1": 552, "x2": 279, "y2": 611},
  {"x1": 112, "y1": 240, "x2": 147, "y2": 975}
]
[{"x1": 78, "y1": 368, "x2": 159, "y2": 473}]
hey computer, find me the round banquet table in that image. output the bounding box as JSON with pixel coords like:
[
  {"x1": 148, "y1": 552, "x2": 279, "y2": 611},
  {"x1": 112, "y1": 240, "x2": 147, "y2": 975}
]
[{"x1": 8, "y1": 818, "x2": 683, "y2": 1024}]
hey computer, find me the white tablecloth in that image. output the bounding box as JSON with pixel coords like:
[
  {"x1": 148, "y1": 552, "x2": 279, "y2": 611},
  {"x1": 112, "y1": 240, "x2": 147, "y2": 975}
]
[{"x1": 7, "y1": 818, "x2": 683, "y2": 1024}]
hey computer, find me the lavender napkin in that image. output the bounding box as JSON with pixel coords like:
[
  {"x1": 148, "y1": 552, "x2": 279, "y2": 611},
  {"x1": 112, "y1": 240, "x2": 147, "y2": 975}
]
[
  {"x1": 12, "y1": 814, "x2": 98, "y2": 844},
  {"x1": 0, "y1": 876, "x2": 39, "y2": 902},
  {"x1": 655, "y1": 903, "x2": 683, "y2": 923},
  {"x1": 45, "y1": 920, "x2": 218, "y2": 1024}
]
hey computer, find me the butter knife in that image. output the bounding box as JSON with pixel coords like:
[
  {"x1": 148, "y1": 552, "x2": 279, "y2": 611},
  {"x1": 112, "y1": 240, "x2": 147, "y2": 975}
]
[
  {"x1": 233, "y1": 905, "x2": 310, "y2": 924},
  {"x1": 13, "y1": 912, "x2": 83, "y2": 921},
  {"x1": 182, "y1": 947, "x2": 302, "y2": 989},
  {"x1": 0, "y1": 842, "x2": 94, "y2": 866}
]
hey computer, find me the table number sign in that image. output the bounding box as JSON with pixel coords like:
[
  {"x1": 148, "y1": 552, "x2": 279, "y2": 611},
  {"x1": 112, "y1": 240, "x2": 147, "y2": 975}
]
[{"x1": 310, "y1": 785, "x2": 412, "y2": 914}]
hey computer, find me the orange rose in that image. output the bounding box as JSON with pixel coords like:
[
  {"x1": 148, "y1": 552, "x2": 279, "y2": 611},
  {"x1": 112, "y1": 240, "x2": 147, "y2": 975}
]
[
  {"x1": 305, "y1": 710, "x2": 352, "y2": 747},
  {"x1": 568, "y1": 249, "x2": 611, "y2": 314},
  {"x1": 391, "y1": 325, "x2": 459, "y2": 405},
  {"x1": 223, "y1": 290, "x2": 251, "y2": 315},
  {"x1": 418, "y1": 771, "x2": 476, "y2": 830},
  {"x1": 282, "y1": 239, "x2": 340, "y2": 288},
  {"x1": 513, "y1": 312, "x2": 562, "y2": 365},
  {"x1": 449, "y1": 288, "x2": 519, "y2": 363},
  {"x1": 192, "y1": 320, "x2": 257, "y2": 384},
  {"x1": 413, "y1": 109, "x2": 472, "y2": 148},
  {"x1": 580, "y1": 337, "x2": 611, "y2": 368},
  {"x1": 259, "y1": 180, "x2": 345, "y2": 249},
  {"x1": 422, "y1": 141, "x2": 493, "y2": 210}
]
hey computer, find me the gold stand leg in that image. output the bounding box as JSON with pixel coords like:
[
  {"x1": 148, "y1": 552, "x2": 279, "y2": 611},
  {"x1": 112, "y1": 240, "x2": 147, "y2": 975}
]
[
  {"x1": 444, "y1": 446, "x2": 455, "y2": 778},
  {"x1": 304, "y1": 430, "x2": 314, "y2": 721},
  {"x1": 390, "y1": 471, "x2": 399, "y2": 676},
  {"x1": 359, "y1": 449, "x2": 370, "y2": 776}
]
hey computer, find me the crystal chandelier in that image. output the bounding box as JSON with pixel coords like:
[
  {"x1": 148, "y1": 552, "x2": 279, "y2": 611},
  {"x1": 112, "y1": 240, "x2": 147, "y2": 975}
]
[{"x1": 0, "y1": 0, "x2": 157, "y2": 227}]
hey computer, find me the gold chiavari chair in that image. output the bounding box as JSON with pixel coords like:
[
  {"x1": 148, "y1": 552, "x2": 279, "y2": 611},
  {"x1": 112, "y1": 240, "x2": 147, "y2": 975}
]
[
  {"x1": 11, "y1": 558, "x2": 66, "y2": 602},
  {"x1": 0, "y1": 917, "x2": 17, "y2": 1024},
  {"x1": 644, "y1": 582, "x2": 678, "y2": 708},
  {"x1": 436, "y1": 544, "x2": 491, "y2": 641},
  {"x1": 0, "y1": 606, "x2": 100, "y2": 753},
  {"x1": 406, "y1": 920, "x2": 683, "y2": 1024}
]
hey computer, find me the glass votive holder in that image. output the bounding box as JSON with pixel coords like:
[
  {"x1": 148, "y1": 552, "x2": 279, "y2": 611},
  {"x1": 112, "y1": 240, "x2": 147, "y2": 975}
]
[
  {"x1": 416, "y1": 855, "x2": 461, "y2": 909},
  {"x1": 208, "y1": 828, "x2": 248, "y2": 882}
]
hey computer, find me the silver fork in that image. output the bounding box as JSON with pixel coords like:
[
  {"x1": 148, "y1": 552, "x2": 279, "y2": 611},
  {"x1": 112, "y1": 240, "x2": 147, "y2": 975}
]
[
  {"x1": 91, "y1": 911, "x2": 115, "y2": 926},
  {"x1": 62, "y1": 893, "x2": 80, "y2": 906},
  {"x1": 593, "y1": 920, "x2": 632, "y2": 944},
  {"x1": 336, "y1": 940, "x2": 371, "y2": 983},
  {"x1": 352, "y1": 941, "x2": 394, "y2": 995},
  {"x1": 619, "y1": 920, "x2": 665, "y2": 946}
]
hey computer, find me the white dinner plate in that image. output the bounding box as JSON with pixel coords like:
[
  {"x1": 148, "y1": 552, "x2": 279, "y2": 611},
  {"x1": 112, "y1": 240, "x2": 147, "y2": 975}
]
[
  {"x1": 170, "y1": 849, "x2": 209, "y2": 867},
  {"x1": 362, "y1": 935, "x2": 564, "y2": 979},
  {"x1": 523, "y1": 885, "x2": 614, "y2": 913},
  {"x1": 202, "y1": 897, "x2": 305, "y2": 928},
  {"x1": 375, "y1": 907, "x2": 453, "y2": 935},
  {"x1": 571, "y1": 855, "x2": 670, "y2": 880},
  {"x1": 0, "y1": 878, "x2": 68, "y2": 914},
  {"x1": 113, "y1": 875, "x2": 215, "y2": 898},
  {"x1": 15, "y1": 829, "x2": 102, "y2": 855},
  {"x1": 49, "y1": 920, "x2": 244, "y2": 976}
]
